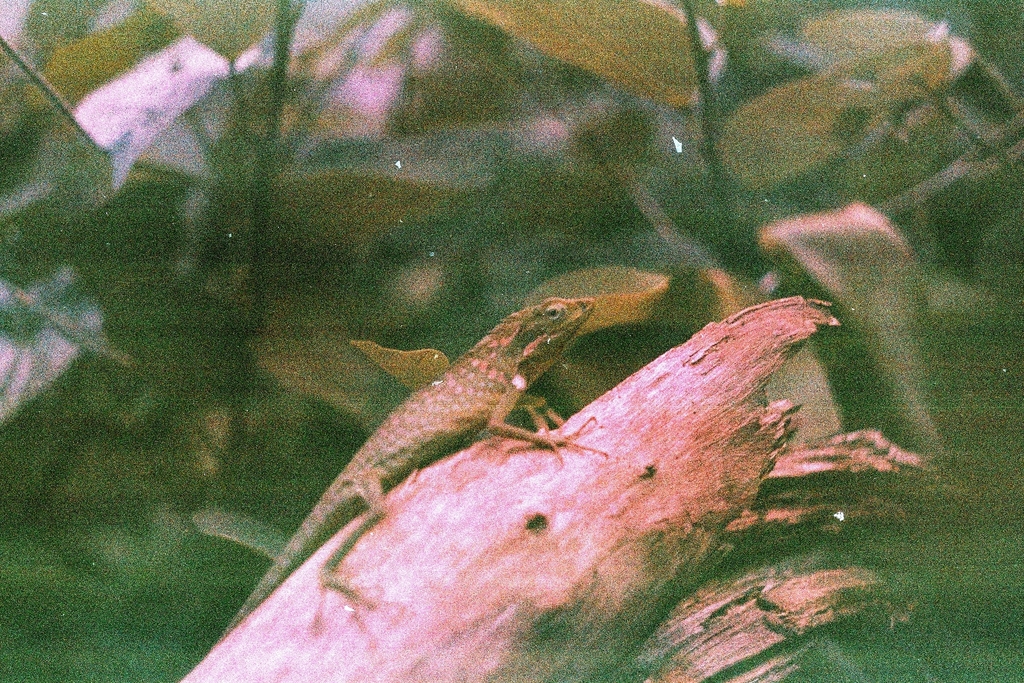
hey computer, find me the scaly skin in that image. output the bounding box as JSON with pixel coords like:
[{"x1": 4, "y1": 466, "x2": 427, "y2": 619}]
[{"x1": 226, "y1": 297, "x2": 594, "y2": 632}]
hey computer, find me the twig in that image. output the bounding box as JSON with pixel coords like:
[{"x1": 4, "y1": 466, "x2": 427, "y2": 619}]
[
  {"x1": 879, "y1": 129, "x2": 1024, "y2": 215},
  {"x1": 880, "y1": 84, "x2": 1024, "y2": 215},
  {"x1": 222, "y1": 0, "x2": 305, "y2": 460},
  {"x1": 249, "y1": 0, "x2": 304, "y2": 333},
  {"x1": 679, "y1": 0, "x2": 733, "y2": 228},
  {"x1": 923, "y1": 82, "x2": 999, "y2": 156},
  {"x1": 620, "y1": 169, "x2": 720, "y2": 269},
  {"x1": 0, "y1": 33, "x2": 101, "y2": 151}
]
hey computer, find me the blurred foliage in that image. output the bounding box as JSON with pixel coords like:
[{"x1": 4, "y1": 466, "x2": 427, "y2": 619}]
[{"x1": 0, "y1": 0, "x2": 1023, "y2": 681}]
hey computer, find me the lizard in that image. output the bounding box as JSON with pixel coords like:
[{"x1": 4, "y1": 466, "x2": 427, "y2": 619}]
[{"x1": 225, "y1": 296, "x2": 594, "y2": 632}]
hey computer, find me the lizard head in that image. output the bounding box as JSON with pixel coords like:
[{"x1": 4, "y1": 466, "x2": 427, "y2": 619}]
[{"x1": 497, "y1": 296, "x2": 594, "y2": 385}]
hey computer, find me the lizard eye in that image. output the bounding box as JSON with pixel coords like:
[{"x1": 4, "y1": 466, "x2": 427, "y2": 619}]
[{"x1": 543, "y1": 304, "x2": 565, "y2": 320}]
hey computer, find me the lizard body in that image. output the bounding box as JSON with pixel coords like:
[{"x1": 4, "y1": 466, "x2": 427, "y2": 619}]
[{"x1": 227, "y1": 297, "x2": 593, "y2": 631}]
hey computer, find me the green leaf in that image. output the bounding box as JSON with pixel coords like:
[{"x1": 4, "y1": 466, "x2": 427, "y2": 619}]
[
  {"x1": 681, "y1": 268, "x2": 842, "y2": 444},
  {"x1": 43, "y1": 8, "x2": 180, "y2": 104},
  {"x1": 0, "y1": 268, "x2": 118, "y2": 424},
  {"x1": 766, "y1": 346, "x2": 842, "y2": 444},
  {"x1": 832, "y1": 42, "x2": 955, "y2": 102},
  {"x1": 445, "y1": 0, "x2": 696, "y2": 106},
  {"x1": 145, "y1": 0, "x2": 277, "y2": 59},
  {"x1": 272, "y1": 129, "x2": 505, "y2": 245},
  {"x1": 720, "y1": 75, "x2": 880, "y2": 190},
  {"x1": 0, "y1": 127, "x2": 114, "y2": 219},
  {"x1": 192, "y1": 507, "x2": 287, "y2": 558},
  {"x1": 760, "y1": 203, "x2": 941, "y2": 452}
]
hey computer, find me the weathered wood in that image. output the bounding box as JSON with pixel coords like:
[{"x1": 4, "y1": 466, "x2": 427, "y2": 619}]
[
  {"x1": 727, "y1": 429, "x2": 929, "y2": 535},
  {"x1": 639, "y1": 563, "x2": 884, "y2": 683},
  {"x1": 184, "y1": 297, "x2": 838, "y2": 683}
]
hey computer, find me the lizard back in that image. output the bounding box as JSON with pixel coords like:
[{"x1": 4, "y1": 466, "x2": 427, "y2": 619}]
[{"x1": 226, "y1": 297, "x2": 593, "y2": 632}]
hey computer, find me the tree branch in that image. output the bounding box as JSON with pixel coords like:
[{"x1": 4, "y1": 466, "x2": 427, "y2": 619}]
[
  {"x1": 0, "y1": 33, "x2": 100, "y2": 150},
  {"x1": 186, "y1": 297, "x2": 842, "y2": 683}
]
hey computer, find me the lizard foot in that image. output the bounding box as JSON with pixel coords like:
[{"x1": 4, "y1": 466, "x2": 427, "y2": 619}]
[
  {"x1": 556, "y1": 416, "x2": 608, "y2": 458},
  {"x1": 318, "y1": 505, "x2": 385, "y2": 610},
  {"x1": 320, "y1": 570, "x2": 378, "y2": 610},
  {"x1": 492, "y1": 415, "x2": 606, "y2": 460},
  {"x1": 521, "y1": 396, "x2": 565, "y2": 432}
]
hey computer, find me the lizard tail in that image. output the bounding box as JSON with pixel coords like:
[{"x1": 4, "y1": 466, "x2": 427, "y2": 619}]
[{"x1": 222, "y1": 485, "x2": 367, "y2": 636}]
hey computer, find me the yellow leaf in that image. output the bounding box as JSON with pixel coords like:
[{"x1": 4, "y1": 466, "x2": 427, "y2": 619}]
[
  {"x1": 699, "y1": 268, "x2": 760, "y2": 319},
  {"x1": 801, "y1": 9, "x2": 938, "y2": 66},
  {"x1": 721, "y1": 10, "x2": 967, "y2": 190},
  {"x1": 446, "y1": 0, "x2": 696, "y2": 106},
  {"x1": 833, "y1": 42, "x2": 954, "y2": 101},
  {"x1": 525, "y1": 266, "x2": 670, "y2": 333},
  {"x1": 254, "y1": 293, "x2": 404, "y2": 428},
  {"x1": 350, "y1": 340, "x2": 450, "y2": 390},
  {"x1": 44, "y1": 8, "x2": 179, "y2": 104}
]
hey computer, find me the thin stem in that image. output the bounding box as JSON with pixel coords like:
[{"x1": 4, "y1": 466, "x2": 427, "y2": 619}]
[
  {"x1": 264, "y1": 0, "x2": 303, "y2": 155},
  {"x1": 619, "y1": 168, "x2": 720, "y2": 269},
  {"x1": 679, "y1": 0, "x2": 732, "y2": 227},
  {"x1": 929, "y1": 90, "x2": 998, "y2": 156},
  {"x1": 222, "y1": 0, "x2": 304, "y2": 459},
  {"x1": 249, "y1": 0, "x2": 304, "y2": 334},
  {"x1": 0, "y1": 33, "x2": 100, "y2": 150}
]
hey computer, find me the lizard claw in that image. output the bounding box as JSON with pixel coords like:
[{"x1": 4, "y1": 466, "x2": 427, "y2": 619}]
[
  {"x1": 556, "y1": 416, "x2": 608, "y2": 458},
  {"x1": 320, "y1": 569, "x2": 377, "y2": 610},
  {"x1": 491, "y1": 415, "x2": 605, "y2": 460}
]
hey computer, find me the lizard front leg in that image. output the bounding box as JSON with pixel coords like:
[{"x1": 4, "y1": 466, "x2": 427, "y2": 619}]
[
  {"x1": 490, "y1": 381, "x2": 603, "y2": 455},
  {"x1": 486, "y1": 382, "x2": 566, "y2": 450},
  {"x1": 319, "y1": 385, "x2": 571, "y2": 602}
]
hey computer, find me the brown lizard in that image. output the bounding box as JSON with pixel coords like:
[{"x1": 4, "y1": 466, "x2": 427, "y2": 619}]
[{"x1": 226, "y1": 296, "x2": 594, "y2": 632}]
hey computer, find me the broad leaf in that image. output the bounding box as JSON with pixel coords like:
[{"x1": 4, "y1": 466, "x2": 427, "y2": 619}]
[
  {"x1": 723, "y1": 10, "x2": 969, "y2": 189},
  {"x1": 75, "y1": 36, "x2": 231, "y2": 187},
  {"x1": 525, "y1": 266, "x2": 670, "y2": 333},
  {"x1": 697, "y1": 268, "x2": 842, "y2": 444},
  {"x1": 350, "y1": 339, "x2": 449, "y2": 390},
  {"x1": 146, "y1": 0, "x2": 277, "y2": 59},
  {"x1": 0, "y1": 127, "x2": 113, "y2": 219},
  {"x1": 0, "y1": 268, "x2": 118, "y2": 424},
  {"x1": 720, "y1": 75, "x2": 879, "y2": 189},
  {"x1": 761, "y1": 203, "x2": 940, "y2": 451},
  {"x1": 255, "y1": 293, "x2": 406, "y2": 429},
  {"x1": 192, "y1": 507, "x2": 287, "y2": 559},
  {"x1": 43, "y1": 8, "x2": 179, "y2": 104},
  {"x1": 445, "y1": 0, "x2": 696, "y2": 106},
  {"x1": 273, "y1": 129, "x2": 504, "y2": 244},
  {"x1": 800, "y1": 9, "x2": 939, "y2": 66}
]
